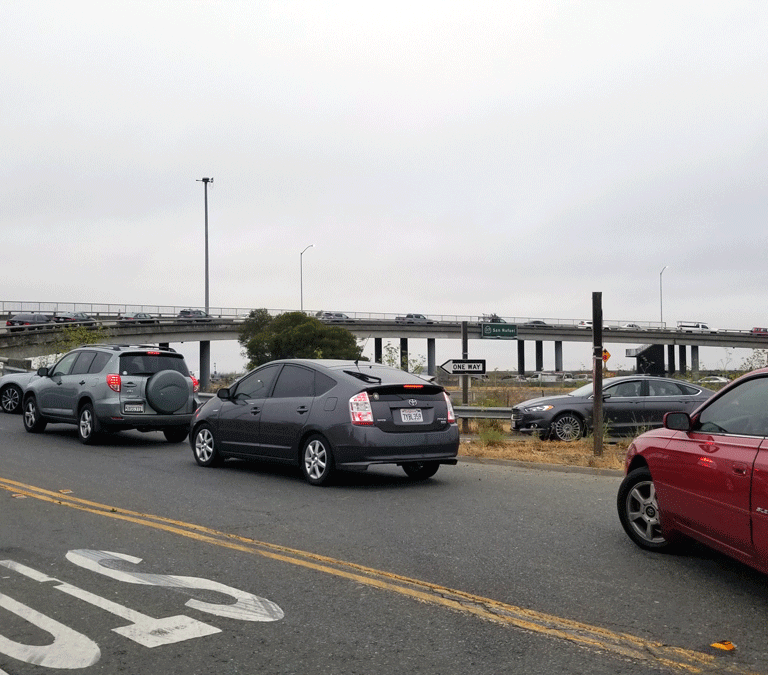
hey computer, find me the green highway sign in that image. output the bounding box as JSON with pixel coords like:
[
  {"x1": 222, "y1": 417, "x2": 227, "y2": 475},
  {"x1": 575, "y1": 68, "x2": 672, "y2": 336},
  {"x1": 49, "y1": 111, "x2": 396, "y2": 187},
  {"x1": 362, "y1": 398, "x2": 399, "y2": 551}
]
[{"x1": 481, "y1": 323, "x2": 518, "y2": 339}]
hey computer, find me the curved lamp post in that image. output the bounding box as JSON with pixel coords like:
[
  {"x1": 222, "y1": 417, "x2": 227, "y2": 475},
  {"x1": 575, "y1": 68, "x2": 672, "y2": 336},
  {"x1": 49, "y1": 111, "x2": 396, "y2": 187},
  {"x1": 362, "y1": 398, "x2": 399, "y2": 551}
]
[
  {"x1": 659, "y1": 265, "x2": 668, "y2": 326},
  {"x1": 300, "y1": 244, "x2": 314, "y2": 312}
]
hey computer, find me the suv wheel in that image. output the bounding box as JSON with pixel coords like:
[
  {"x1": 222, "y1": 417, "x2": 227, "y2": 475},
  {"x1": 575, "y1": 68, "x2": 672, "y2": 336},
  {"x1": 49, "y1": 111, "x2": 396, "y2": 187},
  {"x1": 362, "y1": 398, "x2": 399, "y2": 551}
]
[
  {"x1": 164, "y1": 427, "x2": 188, "y2": 443},
  {"x1": 78, "y1": 403, "x2": 101, "y2": 445},
  {"x1": 23, "y1": 397, "x2": 47, "y2": 433}
]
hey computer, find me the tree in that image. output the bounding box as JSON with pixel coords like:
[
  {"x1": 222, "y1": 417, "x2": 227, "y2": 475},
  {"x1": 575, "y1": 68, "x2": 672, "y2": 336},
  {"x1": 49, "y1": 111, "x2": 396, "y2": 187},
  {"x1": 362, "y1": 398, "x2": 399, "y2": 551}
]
[
  {"x1": 382, "y1": 341, "x2": 425, "y2": 374},
  {"x1": 239, "y1": 310, "x2": 363, "y2": 369}
]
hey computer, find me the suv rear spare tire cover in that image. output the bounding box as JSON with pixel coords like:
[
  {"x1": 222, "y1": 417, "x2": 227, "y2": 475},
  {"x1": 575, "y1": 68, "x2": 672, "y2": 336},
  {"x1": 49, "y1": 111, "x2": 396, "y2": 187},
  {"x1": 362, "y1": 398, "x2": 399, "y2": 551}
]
[{"x1": 146, "y1": 370, "x2": 189, "y2": 413}]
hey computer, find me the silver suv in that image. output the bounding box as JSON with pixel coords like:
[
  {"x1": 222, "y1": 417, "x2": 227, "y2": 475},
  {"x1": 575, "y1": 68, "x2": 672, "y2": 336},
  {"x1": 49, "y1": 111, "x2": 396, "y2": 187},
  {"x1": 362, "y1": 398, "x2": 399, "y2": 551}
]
[{"x1": 22, "y1": 344, "x2": 199, "y2": 444}]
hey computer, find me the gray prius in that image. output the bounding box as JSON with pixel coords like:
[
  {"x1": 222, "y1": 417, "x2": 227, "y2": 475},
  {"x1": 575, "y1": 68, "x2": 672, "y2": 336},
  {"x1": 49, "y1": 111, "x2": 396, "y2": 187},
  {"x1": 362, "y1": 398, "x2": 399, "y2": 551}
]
[{"x1": 190, "y1": 359, "x2": 460, "y2": 485}]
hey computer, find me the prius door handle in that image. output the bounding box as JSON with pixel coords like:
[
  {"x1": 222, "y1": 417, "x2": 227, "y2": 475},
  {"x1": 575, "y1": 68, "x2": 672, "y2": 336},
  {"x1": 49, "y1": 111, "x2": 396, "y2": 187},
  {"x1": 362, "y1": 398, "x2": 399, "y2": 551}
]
[
  {"x1": 296, "y1": 406, "x2": 309, "y2": 414},
  {"x1": 250, "y1": 407, "x2": 261, "y2": 415}
]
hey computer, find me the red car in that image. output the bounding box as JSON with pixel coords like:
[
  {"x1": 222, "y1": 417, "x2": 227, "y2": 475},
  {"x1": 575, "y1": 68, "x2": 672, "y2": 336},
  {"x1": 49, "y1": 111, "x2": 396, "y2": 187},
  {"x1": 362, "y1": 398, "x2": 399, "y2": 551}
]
[{"x1": 618, "y1": 367, "x2": 768, "y2": 575}]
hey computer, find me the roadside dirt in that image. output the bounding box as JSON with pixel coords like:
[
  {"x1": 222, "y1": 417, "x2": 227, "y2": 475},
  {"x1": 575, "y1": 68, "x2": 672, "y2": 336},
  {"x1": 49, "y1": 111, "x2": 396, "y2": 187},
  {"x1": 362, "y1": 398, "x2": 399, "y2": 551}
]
[{"x1": 458, "y1": 434, "x2": 629, "y2": 471}]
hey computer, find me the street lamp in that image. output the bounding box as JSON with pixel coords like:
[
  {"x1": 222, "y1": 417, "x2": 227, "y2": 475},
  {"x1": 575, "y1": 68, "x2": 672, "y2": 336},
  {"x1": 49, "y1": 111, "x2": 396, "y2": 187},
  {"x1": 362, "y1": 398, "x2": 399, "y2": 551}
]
[
  {"x1": 300, "y1": 244, "x2": 314, "y2": 312},
  {"x1": 659, "y1": 265, "x2": 668, "y2": 326},
  {"x1": 196, "y1": 177, "x2": 213, "y2": 312}
]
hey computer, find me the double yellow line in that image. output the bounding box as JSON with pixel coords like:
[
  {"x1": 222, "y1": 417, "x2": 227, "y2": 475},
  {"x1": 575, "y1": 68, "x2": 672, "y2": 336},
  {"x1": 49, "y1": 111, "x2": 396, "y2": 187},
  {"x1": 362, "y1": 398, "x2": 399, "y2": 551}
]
[{"x1": 0, "y1": 476, "x2": 757, "y2": 674}]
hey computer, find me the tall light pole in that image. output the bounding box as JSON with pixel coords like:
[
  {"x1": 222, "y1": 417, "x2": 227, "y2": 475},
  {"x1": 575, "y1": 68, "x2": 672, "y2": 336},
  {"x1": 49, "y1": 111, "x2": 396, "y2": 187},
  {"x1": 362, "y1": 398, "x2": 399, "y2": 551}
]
[
  {"x1": 659, "y1": 265, "x2": 668, "y2": 326},
  {"x1": 196, "y1": 177, "x2": 213, "y2": 312},
  {"x1": 300, "y1": 244, "x2": 314, "y2": 312}
]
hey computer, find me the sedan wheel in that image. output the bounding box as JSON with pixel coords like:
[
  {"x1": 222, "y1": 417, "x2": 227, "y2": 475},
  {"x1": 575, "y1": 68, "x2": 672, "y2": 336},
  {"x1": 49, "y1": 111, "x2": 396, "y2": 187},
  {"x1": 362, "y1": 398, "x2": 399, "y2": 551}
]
[
  {"x1": 550, "y1": 413, "x2": 583, "y2": 441},
  {"x1": 1, "y1": 384, "x2": 22, "y2": 414},
  {"x1": 301, "y1": 435, "x2": 335, "y2": 486},
  {"x1": 402, "y1": 461, "x2": 440, "y2": 480},
  {"x1": 193, "y1": 424, "x2": 222, "y2": 467},
  {"x1": 617, "y1": 467, "x2": 670, "y2": 551}
]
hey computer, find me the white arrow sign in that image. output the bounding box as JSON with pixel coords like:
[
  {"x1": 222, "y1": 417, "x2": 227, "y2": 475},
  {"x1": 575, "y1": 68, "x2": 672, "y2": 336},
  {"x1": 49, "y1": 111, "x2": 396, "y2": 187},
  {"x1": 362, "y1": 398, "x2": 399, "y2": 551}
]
[{"x1": 440, "y1": 359, "x2": 486, "y2": 375}]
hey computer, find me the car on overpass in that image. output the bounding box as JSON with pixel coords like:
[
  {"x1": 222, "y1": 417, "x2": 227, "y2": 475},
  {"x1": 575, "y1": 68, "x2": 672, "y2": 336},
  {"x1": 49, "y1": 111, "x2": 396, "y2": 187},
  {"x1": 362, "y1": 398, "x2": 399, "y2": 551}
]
[
  {"x1": 6, "y1": 313, "x2": 54, "y2": 331},
  {"x1": 118, "y1": 312, "x2": 158, "y2": 324}
]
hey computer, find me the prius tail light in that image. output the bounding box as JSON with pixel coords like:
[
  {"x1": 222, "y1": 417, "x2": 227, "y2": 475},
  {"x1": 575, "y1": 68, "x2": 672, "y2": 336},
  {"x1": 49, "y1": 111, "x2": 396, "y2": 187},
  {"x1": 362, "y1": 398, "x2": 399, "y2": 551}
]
[
  {"x1": 107, "y1": 374, "x2": 121, "y2": 393},
  {"x1": 349, "y1": 392, "x2": 374, "y2": 425},
  {"x1": 444, "y1": 392, "x2": 456, "y2": 424}
]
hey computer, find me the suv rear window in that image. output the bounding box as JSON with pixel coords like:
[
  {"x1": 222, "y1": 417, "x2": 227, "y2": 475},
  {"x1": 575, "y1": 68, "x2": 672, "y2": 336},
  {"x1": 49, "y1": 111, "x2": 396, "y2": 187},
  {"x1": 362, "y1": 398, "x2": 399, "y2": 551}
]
[{"x1": 119, "y1": 353, "x2": 189, "y2": 376}]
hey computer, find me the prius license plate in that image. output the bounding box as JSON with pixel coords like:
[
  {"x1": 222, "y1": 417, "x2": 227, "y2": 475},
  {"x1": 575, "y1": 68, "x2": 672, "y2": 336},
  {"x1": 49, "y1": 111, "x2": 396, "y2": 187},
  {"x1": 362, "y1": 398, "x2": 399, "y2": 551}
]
[
  {"x1": 124, "y1": 403, "x2": 144, "y2": 413},
  {"x1": 401, "y1": 409, "x2": 423, "y2": 423}
]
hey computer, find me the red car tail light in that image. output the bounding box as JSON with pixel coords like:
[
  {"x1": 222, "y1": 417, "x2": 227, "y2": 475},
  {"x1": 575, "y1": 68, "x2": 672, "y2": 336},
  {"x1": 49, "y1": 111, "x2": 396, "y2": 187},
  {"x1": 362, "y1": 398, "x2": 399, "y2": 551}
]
[
  {"x1": 107, "y1": 374, "x2": 121, "y2": 392},
  {"x1": 349, "y1": 392, "x2": 374, "y2": 425},
  {"x1": 191, "y1": 375, "x2": 199, "y2": 393},
  {"x1": 443, "y1": 392, "x2": 456, "y2": 424}
]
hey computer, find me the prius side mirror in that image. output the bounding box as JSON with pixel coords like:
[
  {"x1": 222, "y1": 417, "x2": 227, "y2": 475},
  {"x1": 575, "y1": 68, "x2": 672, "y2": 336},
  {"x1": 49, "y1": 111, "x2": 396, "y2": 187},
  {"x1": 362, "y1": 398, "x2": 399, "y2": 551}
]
[{"x1": 216, "y1": 388, "x2": 231, "y2": 399}]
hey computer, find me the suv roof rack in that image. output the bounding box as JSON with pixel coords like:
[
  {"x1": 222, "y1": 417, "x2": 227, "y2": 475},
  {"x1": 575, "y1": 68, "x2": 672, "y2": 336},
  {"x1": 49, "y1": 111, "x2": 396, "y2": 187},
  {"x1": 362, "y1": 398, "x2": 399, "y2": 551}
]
[{"x1": 79, "y1": 343, "x2": 178, "y2": 352}]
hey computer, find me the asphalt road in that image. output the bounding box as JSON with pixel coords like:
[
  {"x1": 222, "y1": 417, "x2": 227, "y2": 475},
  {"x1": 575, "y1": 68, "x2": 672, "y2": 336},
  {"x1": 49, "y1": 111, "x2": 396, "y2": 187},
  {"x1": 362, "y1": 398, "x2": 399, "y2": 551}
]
[{"x1": 1, "y1": 416, "x2": 767, "y2": 674}]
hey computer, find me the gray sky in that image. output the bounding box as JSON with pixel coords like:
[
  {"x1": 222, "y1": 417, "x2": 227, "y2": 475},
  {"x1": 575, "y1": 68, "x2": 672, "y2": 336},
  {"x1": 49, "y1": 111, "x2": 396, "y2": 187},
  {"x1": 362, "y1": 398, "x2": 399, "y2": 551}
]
[{"x1": 3, "y1": 1, "x2": 767, "y2": 374}]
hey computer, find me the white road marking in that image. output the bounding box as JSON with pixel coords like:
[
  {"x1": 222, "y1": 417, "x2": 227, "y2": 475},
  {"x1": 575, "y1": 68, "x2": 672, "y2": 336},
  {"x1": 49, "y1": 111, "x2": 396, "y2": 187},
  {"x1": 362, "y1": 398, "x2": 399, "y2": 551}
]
[
  {"x1": 0, "y1": 559, "x2": 221, "y2": 648},
  {"x1": 66, "y1": 549, "x2": 284, "y2": 622},
  {"x1": 0, "y1": 590, "x2": 101, "y2": 669}
]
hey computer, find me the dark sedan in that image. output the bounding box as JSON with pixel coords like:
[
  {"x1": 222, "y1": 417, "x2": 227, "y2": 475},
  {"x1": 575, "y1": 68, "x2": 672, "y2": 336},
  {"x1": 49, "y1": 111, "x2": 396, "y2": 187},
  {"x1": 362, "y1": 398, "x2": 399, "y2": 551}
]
[
  {"x1": 189, "y1": 359, "x2": 459, "y2": 485},
  {"x1": 53, "y1": 312, "x2": 96, "y2": 325},
  {"x1": 6, "y1": 313, "x2": 53, "y2": 331},
  {"x1": 511, "y1": 375, "x2": 714, "y2": 441},
  {"x1": 617, "y1": 367, "x2": 768, "y2": 576}
]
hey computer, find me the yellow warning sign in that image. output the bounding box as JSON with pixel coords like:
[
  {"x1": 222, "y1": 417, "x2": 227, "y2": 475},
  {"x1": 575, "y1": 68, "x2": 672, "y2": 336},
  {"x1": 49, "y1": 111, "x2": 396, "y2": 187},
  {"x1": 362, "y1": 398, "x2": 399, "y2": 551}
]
[{"x1": 602, "y1": 349, "x2": 611, "y2": 362}]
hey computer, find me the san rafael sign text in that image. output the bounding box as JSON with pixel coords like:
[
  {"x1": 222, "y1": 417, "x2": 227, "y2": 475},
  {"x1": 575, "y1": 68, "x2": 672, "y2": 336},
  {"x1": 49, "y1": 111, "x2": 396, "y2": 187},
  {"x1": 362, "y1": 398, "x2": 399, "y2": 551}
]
[{"x1": 481, "y1": 323, "x2": 518, "y2": 339}]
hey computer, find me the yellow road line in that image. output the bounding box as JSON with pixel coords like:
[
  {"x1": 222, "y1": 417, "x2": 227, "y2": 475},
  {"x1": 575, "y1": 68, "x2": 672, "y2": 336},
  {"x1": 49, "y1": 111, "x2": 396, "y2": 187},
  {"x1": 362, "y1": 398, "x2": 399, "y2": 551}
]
[{"x1": 0, "y1": 476, "x2": 758, "y2": 674}]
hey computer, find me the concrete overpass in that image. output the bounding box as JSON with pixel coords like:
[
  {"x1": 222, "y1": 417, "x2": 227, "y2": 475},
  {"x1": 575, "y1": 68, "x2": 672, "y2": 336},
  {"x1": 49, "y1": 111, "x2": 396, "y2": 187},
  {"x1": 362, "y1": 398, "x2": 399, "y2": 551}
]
[{"x1": 3, "y1": 309, "x2": 768, "y2": 388}]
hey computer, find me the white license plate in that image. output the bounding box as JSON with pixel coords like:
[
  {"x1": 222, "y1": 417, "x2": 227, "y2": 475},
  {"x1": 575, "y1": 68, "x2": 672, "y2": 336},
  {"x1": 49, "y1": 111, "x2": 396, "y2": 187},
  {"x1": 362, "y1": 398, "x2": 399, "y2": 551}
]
[
  {"x1": 124, "y1": 403, "x2": 144, "y2": 413},
  {"x1": 400, "y1": 409, "x2": 423, "y2": 423}
]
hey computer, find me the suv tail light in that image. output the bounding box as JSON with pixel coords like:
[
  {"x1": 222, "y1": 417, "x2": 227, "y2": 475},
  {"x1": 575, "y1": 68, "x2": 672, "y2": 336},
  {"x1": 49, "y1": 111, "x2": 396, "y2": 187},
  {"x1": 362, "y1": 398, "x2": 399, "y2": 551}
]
[
  {"x1": 349, "y1": 392, "x2": 374, "y2": 425},
  {"x1": 443, "y1": 392, "x2": 456, "y2": 424},
  {"x1": 107, "y1": 374, "x2": 121, "y2": 392},
  {"x1": 191, "y1": 375, "x2": 199, "y2": 393}
]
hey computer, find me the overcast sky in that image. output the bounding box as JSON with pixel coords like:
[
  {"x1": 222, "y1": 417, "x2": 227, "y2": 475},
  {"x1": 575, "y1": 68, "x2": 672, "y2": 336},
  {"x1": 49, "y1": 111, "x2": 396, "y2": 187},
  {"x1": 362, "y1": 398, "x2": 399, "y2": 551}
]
[{"x1": 3, "y1": 2, "x2": 766, "y2": 374}]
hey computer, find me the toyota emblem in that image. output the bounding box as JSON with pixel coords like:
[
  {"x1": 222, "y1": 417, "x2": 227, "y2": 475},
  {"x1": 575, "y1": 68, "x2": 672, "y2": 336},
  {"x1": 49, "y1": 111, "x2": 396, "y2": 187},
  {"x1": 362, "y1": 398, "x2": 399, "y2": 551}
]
[{"x1": 408, "y1": 399, "x2": 418, "y2": 406}]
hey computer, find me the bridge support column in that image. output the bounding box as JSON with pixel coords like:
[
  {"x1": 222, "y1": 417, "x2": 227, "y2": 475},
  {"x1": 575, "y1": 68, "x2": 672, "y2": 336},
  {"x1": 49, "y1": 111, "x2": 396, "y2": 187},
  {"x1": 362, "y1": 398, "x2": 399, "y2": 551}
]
[
  {"x1": 691, "y1": 345, "x2": 699, "y2": 374},
  {"x1": 517, "y1": 340, "x2": 525, "y2": 375},
  {"x1": 374, "y1": 338, "x2": 382, "y2": 364},
  {"x1": 200, "y1": 341, "x2": 211, "y2": 390},
  {"x1": 535, "y1": 341, "x2": 543, "y2": 372},
  {"x1": 427, "y1": 338, "x2": 436, "y2": 375},
  {"x1": 554, "y1": 341, "x2": 563, "y2": 372},
  {"x1": 400, "y1": 338, "x2": 408, "y2": 371},
  {"x1": 666, "y1": 345, "x2": 676, "y2": 374},
  {"x1": 678, "y1": 345, "x2": 687, "y2": 374}
]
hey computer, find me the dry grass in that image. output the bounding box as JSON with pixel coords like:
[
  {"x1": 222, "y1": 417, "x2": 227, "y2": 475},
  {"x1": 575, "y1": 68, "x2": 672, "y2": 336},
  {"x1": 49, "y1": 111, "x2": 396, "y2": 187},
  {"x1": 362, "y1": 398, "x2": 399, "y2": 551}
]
[{"x1": 459, "y1": 434, "x2": 630, "y2": 471}]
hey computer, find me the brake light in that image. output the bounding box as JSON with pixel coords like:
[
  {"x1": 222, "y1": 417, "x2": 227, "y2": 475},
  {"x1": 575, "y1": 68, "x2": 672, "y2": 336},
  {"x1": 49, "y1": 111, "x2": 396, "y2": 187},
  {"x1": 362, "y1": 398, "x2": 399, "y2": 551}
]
[
  {"x1": 147, "y1": 351, "x2": 160, "y2": 355},
  {"x1": 443, "y1": 392, "x2": 456, "y2": 424},
  {"x1": 191, "y1": 375, "x2": 199, "y2": 393},
  {"x1": 349, "y1": 392, "x2": 374, "y2": 425},
  {"x1": 403, "y1": 384, "x2": 423, "y2": 389},
  {"x1": 107, "y1": 374, "x2": 121, "y2": 392}
]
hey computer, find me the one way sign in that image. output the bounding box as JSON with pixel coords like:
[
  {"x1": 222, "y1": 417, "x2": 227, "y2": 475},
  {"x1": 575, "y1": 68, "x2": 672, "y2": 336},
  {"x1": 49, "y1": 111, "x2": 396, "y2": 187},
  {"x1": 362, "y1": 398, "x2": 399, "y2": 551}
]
[{"x1": 440, "y1": 359, "x2": 486, "y2": 375}]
